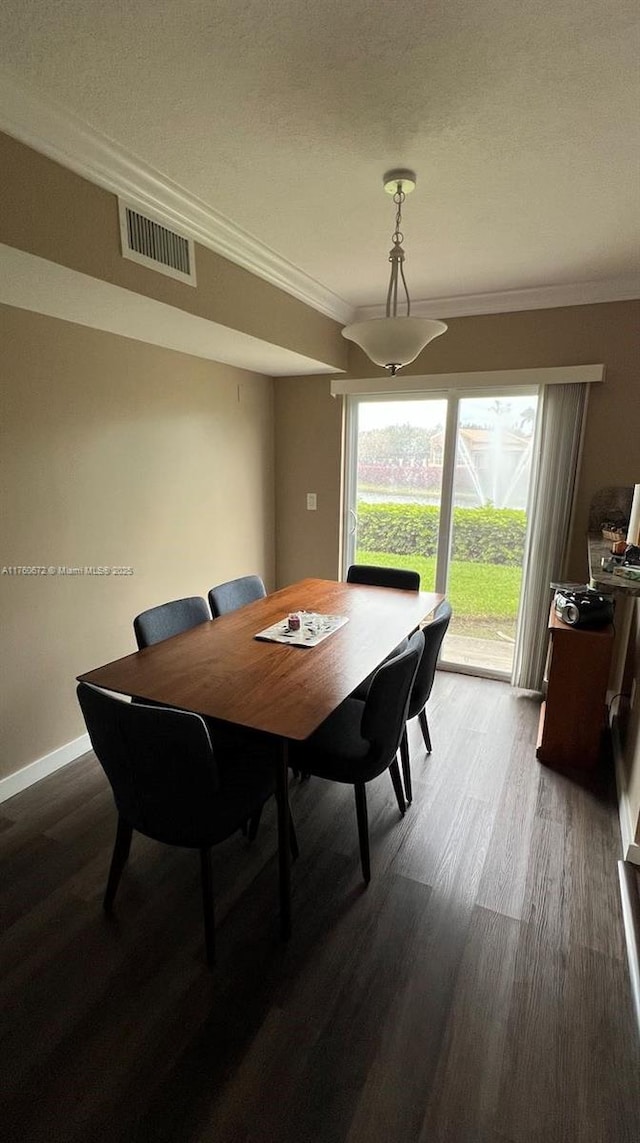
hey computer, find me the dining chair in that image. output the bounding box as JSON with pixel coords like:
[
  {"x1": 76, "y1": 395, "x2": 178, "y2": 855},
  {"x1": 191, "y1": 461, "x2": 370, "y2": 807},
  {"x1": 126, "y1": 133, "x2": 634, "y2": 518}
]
[
  {"x1": 290, "y1": 630, "x2": 424, "y2": 884},
  {"x1": 399, "y1": 601, "x2": 452, "y2": 803},
  {"x1": 347, "y1": 562, "x2": 420, "y2": 702},
  {"x1": 133, "y1": 596, "x2": 210, "y2": 650},
  {"x1": 208, "y1": 575, "x2": 266, "y2": 617},
  {"x1": 77, "y1": 682, "x2": 297, "y2": 965},
  {"x1": 133, "y1": 592, "x2": 266, "y2": 841},
  {"x1": 346, "y1": 564, "x2": 421, "y2": 591}
]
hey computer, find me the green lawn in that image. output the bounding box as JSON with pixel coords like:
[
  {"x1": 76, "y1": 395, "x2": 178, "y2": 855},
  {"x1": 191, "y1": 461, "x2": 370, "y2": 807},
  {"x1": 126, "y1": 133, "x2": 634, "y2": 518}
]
[{"x1": 356, "y1": 549, "x2": 521, "y2": 639}]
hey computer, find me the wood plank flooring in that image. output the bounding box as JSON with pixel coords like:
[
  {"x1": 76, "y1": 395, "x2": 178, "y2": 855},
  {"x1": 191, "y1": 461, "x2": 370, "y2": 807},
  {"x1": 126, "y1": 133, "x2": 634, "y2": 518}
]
[{"x1": 1, "y1": 675, "x2": 638, "y2": 1142}]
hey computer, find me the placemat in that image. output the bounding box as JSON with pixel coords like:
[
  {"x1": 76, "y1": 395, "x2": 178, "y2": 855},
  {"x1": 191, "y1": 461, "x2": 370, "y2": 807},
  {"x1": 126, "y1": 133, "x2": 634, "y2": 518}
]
[{"x1": 255, "y1": 612, "x2": 348, "y2": 647}]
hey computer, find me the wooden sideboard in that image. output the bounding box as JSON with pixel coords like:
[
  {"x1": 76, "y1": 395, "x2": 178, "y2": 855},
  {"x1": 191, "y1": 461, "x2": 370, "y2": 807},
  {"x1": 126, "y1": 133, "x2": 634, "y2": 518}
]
[{"x1": 536, "y1": 604, "x2": 614, "y2": 770}]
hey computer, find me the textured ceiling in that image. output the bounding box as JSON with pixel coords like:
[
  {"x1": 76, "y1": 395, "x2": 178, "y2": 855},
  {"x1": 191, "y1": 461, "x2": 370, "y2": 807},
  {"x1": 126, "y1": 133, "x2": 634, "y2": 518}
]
[{"x1": 1, "y1": 0, "x2": 639, "y2": 311}]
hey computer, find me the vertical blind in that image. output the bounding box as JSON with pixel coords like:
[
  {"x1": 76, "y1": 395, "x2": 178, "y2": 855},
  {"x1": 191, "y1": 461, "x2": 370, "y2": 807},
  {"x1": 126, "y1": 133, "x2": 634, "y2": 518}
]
[{"x1": 511, "y1": 382, "x2": 589, "y2": 691}]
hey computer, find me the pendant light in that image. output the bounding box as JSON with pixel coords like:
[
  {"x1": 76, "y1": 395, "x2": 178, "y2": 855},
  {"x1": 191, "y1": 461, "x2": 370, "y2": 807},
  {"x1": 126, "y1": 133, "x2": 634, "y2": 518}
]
[{"x1": 341, "y1": 169, "x2": 447, "y2": 375}]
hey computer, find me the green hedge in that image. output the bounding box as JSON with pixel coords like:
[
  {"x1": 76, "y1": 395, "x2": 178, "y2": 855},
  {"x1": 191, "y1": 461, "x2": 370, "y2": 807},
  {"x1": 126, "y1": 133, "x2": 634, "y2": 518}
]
[{"x1": 357, "y1": 502, "x2": 526, "y2": 567}]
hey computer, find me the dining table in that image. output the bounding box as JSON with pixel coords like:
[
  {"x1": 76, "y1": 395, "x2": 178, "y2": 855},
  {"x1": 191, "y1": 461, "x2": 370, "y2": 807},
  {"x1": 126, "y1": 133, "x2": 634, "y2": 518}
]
[{"x1": 78, "y1": 577, "x2": 443, "y2": 938}]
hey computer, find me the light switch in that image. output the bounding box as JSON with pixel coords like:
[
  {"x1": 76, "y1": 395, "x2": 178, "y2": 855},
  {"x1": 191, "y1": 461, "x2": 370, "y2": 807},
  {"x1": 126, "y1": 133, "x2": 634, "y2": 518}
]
[{"x1": 306, "y1": 492, "x2": 317, "y2": 511}]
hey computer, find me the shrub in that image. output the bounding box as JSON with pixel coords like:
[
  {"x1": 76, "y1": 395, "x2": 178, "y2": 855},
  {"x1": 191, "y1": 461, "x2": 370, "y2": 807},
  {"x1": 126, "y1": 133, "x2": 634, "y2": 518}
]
[{"x1": 356, "y1": 502, "x2": 526, "y2": 567}]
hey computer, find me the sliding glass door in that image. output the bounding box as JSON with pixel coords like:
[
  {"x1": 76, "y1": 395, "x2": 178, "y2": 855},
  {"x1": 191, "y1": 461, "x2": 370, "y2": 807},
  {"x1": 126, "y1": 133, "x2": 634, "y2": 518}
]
[
  {"x1": 343, "y1": 390, "x2": 539, "y2": 677},
  {"x1": 344, "y1": 397, "x2": 449, "y2": 592}
]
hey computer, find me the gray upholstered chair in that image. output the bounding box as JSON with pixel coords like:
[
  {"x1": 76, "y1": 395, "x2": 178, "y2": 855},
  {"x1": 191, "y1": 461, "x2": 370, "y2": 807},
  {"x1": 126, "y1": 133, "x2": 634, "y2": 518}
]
[
  {"x1": 347, "y1": 563, "x2": 420, "y2": 702},
  {"x1": 346, "y1": 564, "x2": 420, "y2": 591},
  {"x1": 208, "y1": 575, "x2": 267, "y2": 618},
  {"x1": 290, "y1": 631, "x2": 424, "y2": 884},
  {"x1": 399, "y1": 601, "x2": 452, "y2": 803},
  {"x1": 133, "y1": 596, "x2": 210, "y2": 650},
  {"x1": 133, "y1": 592, "x2": 265, "y2": 840},
  {"x1": 77, "y1": 682, "x2": 297, "y2": 965}
]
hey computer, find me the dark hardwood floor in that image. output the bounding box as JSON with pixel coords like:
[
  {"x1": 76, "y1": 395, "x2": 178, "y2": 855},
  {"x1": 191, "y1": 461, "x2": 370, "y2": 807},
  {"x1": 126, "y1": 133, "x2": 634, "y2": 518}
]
[{"x1": 1, "y1": 675, "x2": 638, "y2": 1142}]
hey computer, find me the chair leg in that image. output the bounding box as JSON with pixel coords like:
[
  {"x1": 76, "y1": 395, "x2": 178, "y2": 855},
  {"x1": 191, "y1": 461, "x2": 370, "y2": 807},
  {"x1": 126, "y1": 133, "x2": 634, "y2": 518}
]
[
  {"x1": 389, "y1": 757, "x2": 407, "y2": 817},
  {"x1": 418, "y1": 708, "x2": 432, "y2": 754},
  {"x1": 199, "y1": 847, "x2": 216, "y2": 966},
  {"x1": 289, "y1": 810, "x2": 299, "y2": 861},
  {"x1": 103, "y1": 817, "x2": 133, "y2": 913},
  {"x1": 399, "y1": 727, "x2": 412, "y2": 805},
  {"x1": 247, "y1": 805, "x2": 263, "y2": 842},
  {"x1": 354, "y1": 782, "x2": 371, "y2": 884},
  {"x1": 275, "y1": 740, "x2": 291, "y2": 940}
]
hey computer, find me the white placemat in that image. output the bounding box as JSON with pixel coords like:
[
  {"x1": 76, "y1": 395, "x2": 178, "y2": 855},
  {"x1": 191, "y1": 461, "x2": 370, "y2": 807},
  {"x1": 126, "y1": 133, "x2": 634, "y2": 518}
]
[{"x1": 254, "y1": 612, "x2": 348, "y2": 647}]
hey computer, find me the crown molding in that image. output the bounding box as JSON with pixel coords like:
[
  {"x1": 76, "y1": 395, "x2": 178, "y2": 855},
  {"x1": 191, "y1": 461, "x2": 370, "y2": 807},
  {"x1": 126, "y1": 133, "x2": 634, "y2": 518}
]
[
  {"x1": 2, "y1": 71, "x2": 638, "y2": 329},
  {"x1": 0, "y1": 70, "x2": 353, "y2": 326},
  {"x1": 355, "y1": 276, "x2": 640, "y2": 321}
]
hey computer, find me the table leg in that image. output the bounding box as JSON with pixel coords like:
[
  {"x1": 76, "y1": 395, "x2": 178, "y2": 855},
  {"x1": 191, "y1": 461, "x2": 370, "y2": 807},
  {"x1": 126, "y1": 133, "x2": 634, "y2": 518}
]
[{"x1": 275, "y1": 738, "x2": 291, "y2": 940}]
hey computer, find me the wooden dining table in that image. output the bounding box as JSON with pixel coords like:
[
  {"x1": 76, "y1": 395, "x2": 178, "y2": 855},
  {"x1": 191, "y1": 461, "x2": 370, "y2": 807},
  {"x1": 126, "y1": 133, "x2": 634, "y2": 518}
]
[{"x1": 78, "y1": 577, "x2": 443, "y2": 937}]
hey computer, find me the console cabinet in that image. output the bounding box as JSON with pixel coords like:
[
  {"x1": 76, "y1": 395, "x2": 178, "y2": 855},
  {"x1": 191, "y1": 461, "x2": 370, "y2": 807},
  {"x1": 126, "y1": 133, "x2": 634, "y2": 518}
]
[{"x1": 536, "y1": 605, "x2": 614, "y2": 770}]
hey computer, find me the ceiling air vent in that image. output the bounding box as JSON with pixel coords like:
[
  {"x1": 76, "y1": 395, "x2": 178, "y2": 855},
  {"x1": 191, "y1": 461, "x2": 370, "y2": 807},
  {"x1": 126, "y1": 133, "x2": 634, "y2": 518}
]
[{"x1": 118, "y1": 200, "x2": 196, "y2": 286}]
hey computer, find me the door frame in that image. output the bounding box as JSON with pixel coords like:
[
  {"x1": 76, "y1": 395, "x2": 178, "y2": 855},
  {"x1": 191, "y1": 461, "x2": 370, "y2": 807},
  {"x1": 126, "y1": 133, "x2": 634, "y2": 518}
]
[{"x1": 342, "y1": 386, "x2": 540, "y2": 681}]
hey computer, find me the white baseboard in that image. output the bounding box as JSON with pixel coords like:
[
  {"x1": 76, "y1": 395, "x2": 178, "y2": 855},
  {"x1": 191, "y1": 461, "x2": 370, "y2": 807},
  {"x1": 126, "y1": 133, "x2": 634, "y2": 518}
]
[
  {"x1": 618, "y1": 861, "x2": 640, "y2": 1037},
  {"x1": 611, "y1": 714, "x2": 640, "y2": 866},
  {"x1": 0, "y1": 733, "x2": 91, "y2": 804}
]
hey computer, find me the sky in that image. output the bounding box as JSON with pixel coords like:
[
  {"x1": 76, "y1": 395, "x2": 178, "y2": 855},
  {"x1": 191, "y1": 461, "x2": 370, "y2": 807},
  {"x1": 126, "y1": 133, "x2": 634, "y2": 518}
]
[{"x1": 358, "y1": 394, "x2": 538, "y2": 433}]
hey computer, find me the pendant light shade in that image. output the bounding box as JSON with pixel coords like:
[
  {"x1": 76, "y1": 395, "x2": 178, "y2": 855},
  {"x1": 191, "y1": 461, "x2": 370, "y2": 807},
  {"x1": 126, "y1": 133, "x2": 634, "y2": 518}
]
[
  {"x1": 342, "y1": 169, "x2": 447, "y2": 375},
  {"x1": 341, "y1": 316, "x2": 447, "y2": 375}
]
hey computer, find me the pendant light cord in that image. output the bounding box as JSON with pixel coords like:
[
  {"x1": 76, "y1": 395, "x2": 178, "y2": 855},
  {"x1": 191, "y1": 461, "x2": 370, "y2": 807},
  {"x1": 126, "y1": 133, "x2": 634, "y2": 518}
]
[{"x1": 385, "y1": 183, "x2": 411, "y2": 318}]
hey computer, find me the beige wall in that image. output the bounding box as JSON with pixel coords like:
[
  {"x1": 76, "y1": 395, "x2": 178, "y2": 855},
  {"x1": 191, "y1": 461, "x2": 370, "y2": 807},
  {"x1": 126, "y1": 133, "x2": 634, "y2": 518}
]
[
  {"x1": 274, "y1": 376, "x2": 344, "y2": 583},
  {"x1": 274, "y1": 300, "x2": 640, "y2": 585},
  {"x1": 0, "y1": 304, "x2": 275, "y2": 779},
  {"x1": 0, "y1": 131, "x2": 347, "y2": 371}
]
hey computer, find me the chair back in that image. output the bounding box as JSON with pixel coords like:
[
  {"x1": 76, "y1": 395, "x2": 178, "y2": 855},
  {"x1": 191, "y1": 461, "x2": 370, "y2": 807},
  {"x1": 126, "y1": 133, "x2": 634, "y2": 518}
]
[
  {"x1": 133, "y1": 596, "x2": 210, "y2": 650},
  {"x1": 347, "y1": 564, "x2": 420, "y2": 591},
  {"x1": 77, "y1": 683, "x2": 220, "y2": 847},
  {"x1": 361, "y1": 629, "x2": 424, "y2": 769},
  {"x1": 208, "y1": 574, "x2": 266, "y2": 617},
  {"x1": 408, "y1": 601, "x2": 452, "y2": 719}
]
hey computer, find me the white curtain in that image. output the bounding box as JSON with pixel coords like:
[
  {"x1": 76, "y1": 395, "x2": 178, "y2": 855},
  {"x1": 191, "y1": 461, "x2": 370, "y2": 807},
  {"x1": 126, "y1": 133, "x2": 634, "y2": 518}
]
[{"x1": 511, "y1": 383, "x2": 589, "y2": 691}]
